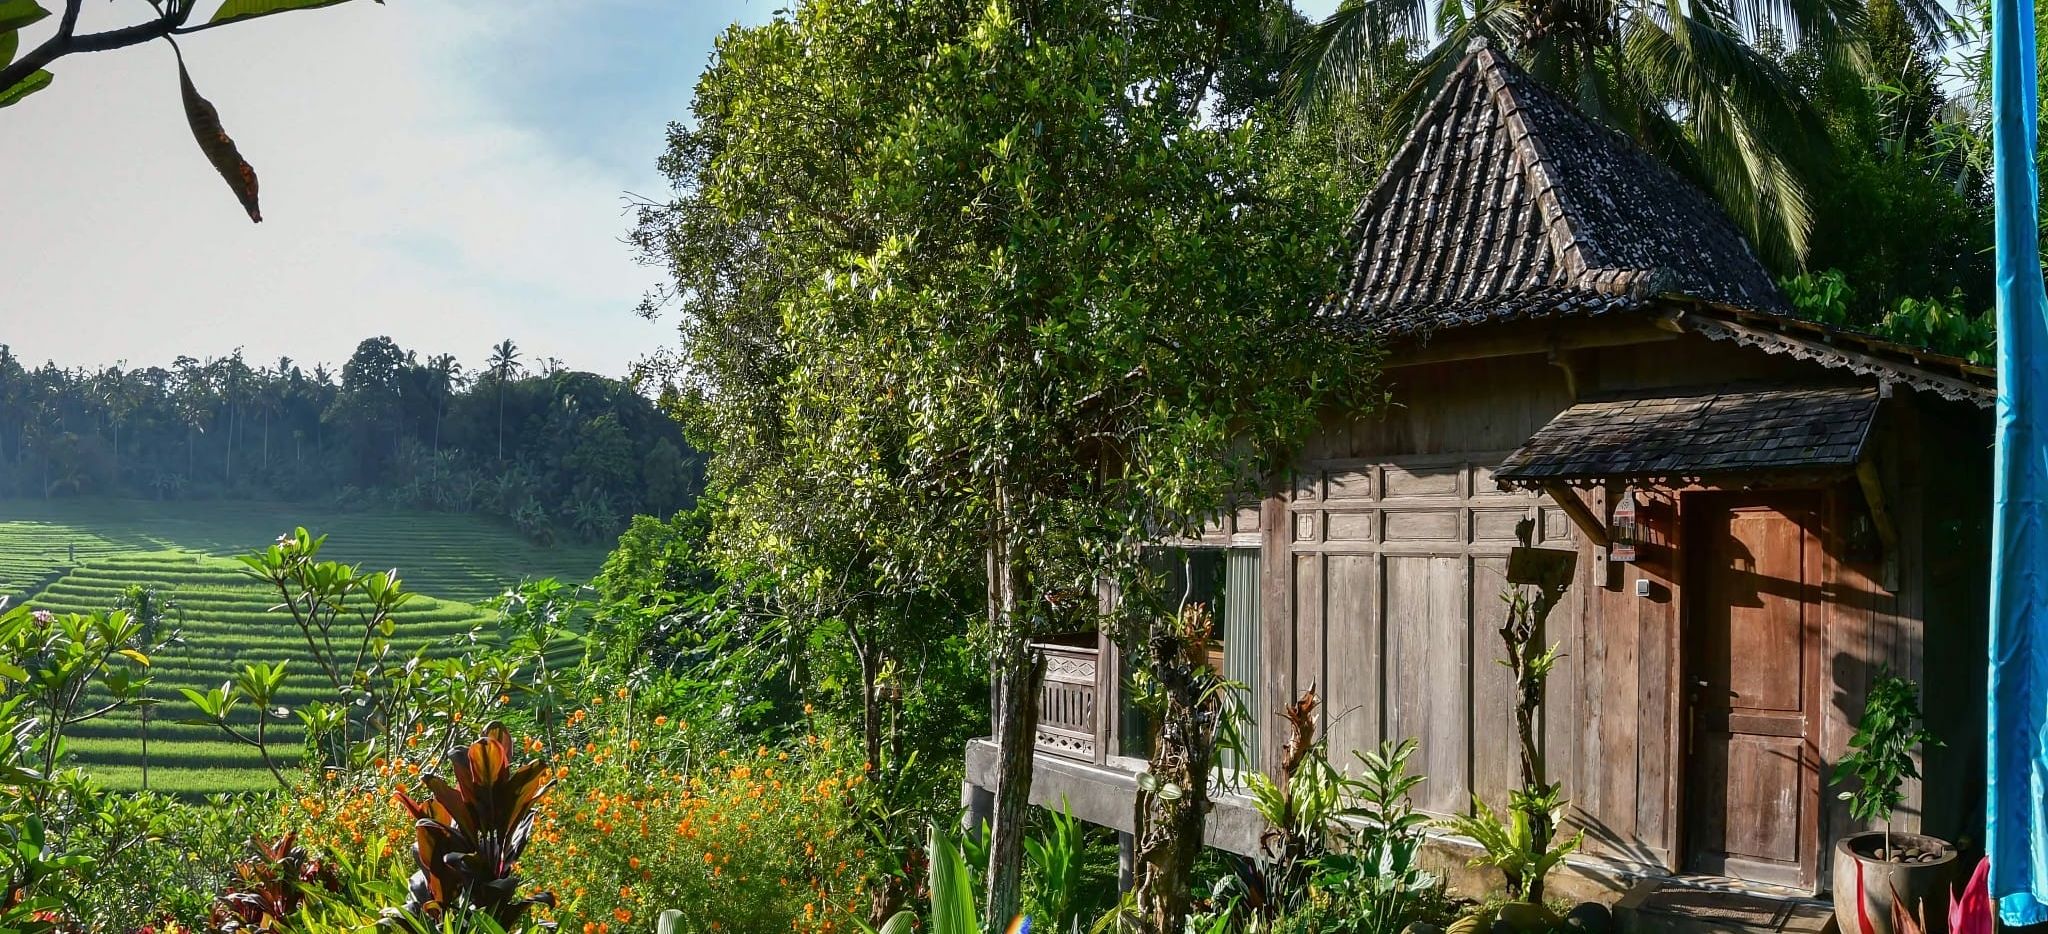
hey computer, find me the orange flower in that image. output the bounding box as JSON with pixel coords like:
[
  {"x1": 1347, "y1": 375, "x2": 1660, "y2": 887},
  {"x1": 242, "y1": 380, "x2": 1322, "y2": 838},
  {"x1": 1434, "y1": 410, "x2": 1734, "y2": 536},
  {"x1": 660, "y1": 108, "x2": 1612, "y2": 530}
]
[
  {"x1": 615, "y1": 908, "x2": 633, "y2": 924},
  {"x1": 655, "y1": 715, "x2": 669, "y2": 727},
  {"x1": 584, "y1": 924, "x2": 596, "y2": 934},
  {"x1": 629, "y1": 857, "x2": 641, "y2": 870},
  {"x1": 619, "y1": 885, "x2": 633, "y2": 899}
]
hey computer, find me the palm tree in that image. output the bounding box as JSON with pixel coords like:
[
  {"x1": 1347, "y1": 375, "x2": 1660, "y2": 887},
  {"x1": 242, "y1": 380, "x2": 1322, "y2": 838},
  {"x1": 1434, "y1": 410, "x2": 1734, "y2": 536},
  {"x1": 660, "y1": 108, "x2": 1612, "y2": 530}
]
[
  {"x1": 425, "y1": 353, "x2": 463, "y2": 454},
  {"x1": 172, "y1": 357, "x2": 212, "y2": 484},
  {"x1": 487, "y1": 340, "x2": 522, "y2": 461},
  {"x1": 1281, "y1": 0, "x2": 1955, "y2": 268}
]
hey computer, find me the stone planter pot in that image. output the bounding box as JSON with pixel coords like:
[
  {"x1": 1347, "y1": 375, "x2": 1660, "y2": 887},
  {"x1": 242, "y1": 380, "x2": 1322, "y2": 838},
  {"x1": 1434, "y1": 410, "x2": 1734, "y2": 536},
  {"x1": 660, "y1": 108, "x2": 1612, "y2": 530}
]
[{"x1": 1832, "y1": 831, "x2": 1958, "y2": 934}]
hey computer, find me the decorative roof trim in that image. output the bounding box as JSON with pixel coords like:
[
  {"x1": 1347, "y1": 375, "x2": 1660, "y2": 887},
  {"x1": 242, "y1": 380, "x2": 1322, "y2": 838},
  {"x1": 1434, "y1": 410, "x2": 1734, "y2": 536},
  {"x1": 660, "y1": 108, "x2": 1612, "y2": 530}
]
[{"x1": 1677, "y1": 309, "x2": 1993, "y2": 408}]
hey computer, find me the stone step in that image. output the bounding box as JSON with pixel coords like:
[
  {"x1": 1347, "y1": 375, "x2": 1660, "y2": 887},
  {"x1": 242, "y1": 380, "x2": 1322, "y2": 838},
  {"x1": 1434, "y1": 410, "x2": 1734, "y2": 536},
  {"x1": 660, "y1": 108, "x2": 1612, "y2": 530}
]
[{"x1": 1616, "y1": 878, "x2": 1837, "y2": 934}]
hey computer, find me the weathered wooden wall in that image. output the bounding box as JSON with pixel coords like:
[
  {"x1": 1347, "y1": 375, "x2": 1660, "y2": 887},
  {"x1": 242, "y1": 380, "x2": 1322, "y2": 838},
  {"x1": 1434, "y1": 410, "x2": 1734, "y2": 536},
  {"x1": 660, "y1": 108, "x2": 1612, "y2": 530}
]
[{"x1": 1254, "y1": 329, "x2": 1988, "y2": 881}]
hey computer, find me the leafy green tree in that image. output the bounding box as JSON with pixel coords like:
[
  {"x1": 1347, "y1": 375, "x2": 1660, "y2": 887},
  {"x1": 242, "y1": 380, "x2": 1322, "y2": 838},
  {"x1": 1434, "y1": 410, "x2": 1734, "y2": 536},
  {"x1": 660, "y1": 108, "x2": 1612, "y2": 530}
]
[
  {"x1": 636, "y1": 0, "x2": 1377, "y2": 925},
  {"x1": 1281, "y1": 0, "x2": 1951, "y2": 269},
  {"x1": 1, "y1": 0, "x2": 387, "y2": 220}
]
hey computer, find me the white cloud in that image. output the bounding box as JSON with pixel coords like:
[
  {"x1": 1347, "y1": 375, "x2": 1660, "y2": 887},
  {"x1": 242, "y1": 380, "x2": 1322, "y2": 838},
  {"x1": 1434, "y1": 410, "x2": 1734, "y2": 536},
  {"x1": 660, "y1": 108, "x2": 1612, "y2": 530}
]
[{"x1": 0, "y1": 0, "x2": 693, "y2": 377}]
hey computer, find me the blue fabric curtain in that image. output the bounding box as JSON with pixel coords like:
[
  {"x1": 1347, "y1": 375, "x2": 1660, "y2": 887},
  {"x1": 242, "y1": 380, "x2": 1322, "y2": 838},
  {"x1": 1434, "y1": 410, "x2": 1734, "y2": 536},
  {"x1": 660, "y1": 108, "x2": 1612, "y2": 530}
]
[{"x1": 1988, "y1": 0, "x2": 2048, "y2": 919}]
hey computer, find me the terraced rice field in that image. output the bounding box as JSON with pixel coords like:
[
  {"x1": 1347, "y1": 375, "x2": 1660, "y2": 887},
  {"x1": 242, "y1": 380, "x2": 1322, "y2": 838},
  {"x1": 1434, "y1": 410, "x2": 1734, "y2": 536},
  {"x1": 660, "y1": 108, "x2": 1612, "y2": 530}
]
[{"x1": 0, "y1": 498, "x2": 610, "y2": 792}]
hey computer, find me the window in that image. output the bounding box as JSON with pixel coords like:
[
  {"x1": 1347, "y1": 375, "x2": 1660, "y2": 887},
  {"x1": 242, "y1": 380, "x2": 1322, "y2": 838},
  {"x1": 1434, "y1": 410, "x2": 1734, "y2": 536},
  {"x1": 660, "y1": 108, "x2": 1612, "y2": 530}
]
[{"x1": 1118, "y1": 547, "x2": 1261, "y2": 768}]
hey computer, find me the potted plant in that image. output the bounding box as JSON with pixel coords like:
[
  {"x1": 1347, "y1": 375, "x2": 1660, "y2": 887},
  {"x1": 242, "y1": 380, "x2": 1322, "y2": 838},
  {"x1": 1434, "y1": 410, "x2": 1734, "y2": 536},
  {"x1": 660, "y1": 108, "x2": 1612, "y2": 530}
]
[{"x1": 1830, "y1": 668, "x2": 1953, "y2": 934}]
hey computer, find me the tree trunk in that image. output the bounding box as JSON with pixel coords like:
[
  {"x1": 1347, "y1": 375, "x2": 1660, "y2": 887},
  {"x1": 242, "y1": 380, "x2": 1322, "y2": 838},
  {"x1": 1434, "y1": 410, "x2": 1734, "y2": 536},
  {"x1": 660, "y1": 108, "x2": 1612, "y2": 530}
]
[
  {"x1": 982, "y1": 495, "x2": 1041, "y2": 932},
  {"x1": 1130, "y1": 607, "x2": 1223, "y2": 934},
  {"x1": 860, "y1": 645, "x2": 884, "y2": 775},
  {"x1": 985, "y1": 638, "x2": 1043, "y2": 932}
]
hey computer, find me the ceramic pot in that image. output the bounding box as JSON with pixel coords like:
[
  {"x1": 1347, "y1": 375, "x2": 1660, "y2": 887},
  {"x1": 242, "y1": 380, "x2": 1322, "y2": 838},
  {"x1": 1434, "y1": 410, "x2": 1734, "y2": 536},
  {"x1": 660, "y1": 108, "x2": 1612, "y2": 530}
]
[{"x1": 1832, "y1": 831, "x2": 1958, "y2": 934}]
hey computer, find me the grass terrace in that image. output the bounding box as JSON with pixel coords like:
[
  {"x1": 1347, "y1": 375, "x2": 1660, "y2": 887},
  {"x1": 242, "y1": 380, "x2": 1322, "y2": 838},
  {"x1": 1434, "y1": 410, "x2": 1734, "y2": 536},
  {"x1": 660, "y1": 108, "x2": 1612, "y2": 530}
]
[{"x1": 0, "y1": 499, "x2": 607, "y2": 792}]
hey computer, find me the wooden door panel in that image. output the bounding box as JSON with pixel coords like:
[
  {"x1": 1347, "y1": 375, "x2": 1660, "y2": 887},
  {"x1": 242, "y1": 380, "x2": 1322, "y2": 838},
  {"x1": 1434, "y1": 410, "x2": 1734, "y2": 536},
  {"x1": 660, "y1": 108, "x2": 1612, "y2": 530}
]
[
  {"x1": 1721, "y1": 733, "x2": 1806, "y2": 863},
  {"x1": 1704, "y1": 509, "x2": 1808, "y2": 714},
  {"x1": 1685, "y1": 493, "x2": 1821, "y2": 889}
]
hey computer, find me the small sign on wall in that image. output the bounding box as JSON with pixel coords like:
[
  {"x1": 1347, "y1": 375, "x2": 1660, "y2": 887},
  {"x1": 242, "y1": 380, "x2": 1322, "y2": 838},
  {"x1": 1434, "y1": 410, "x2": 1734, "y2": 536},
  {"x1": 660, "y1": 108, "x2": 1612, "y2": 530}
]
[{"x1": 1609, "y1": 489, "x2": 1639, "y2": 563}]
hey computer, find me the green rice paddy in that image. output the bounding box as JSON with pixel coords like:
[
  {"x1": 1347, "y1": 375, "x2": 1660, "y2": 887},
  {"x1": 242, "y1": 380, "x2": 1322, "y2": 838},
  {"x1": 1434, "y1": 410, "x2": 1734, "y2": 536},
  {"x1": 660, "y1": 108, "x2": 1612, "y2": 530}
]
[{"x1": 0, "y1": 498, "x2": 610, "y2": 793}]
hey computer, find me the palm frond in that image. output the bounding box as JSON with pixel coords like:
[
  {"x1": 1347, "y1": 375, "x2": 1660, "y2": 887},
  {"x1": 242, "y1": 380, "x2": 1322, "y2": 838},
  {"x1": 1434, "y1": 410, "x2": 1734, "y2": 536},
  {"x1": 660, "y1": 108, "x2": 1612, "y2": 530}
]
[
  {"x1": 1623, "y1": 13, "x2": 1817, "y2": 266},
  {"x1": 1280, "y1": 0, "x2": 1436, "y2": 115}
]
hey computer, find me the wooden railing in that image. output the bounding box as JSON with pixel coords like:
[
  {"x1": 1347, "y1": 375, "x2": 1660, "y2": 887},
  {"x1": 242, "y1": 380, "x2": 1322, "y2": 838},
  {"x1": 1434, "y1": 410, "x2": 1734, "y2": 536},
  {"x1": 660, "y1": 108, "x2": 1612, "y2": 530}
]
[{"x1": 1032, "y1": 642, "x2": 1100, "y2": 762}]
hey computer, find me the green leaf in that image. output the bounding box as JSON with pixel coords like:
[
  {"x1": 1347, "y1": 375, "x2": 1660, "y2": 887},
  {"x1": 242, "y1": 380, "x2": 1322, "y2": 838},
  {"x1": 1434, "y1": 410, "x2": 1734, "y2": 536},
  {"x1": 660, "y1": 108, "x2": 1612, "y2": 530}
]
[
  {"x1": 208, "y1": 0, "x2": 358, "y2": 27},
  {"x1": 928, "y1": 828, "x2": 979, "y2": 934},
  {"x1": 0, "y1": 1, "x2": 47, "y2": 33},
  {"x1": 0, "y1": 67, "x2": 49, "y2": 109},
  {"x1": 2, "y1": 29, "x2": 17, "y2": 69}
]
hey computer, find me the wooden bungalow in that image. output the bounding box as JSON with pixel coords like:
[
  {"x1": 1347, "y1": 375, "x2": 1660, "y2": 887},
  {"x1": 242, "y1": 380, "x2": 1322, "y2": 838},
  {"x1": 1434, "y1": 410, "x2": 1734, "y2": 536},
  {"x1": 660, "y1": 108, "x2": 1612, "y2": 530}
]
[{"x1": 961, "y1": 39, "x2": 1997, "y2": 900}]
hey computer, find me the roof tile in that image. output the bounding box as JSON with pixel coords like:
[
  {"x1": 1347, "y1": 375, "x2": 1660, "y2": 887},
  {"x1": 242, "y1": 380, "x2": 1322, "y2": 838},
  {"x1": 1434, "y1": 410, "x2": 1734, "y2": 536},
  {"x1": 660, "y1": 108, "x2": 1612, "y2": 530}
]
[{"x1": 1325, "y1": 41, "x2": 1790, "y2": 338}]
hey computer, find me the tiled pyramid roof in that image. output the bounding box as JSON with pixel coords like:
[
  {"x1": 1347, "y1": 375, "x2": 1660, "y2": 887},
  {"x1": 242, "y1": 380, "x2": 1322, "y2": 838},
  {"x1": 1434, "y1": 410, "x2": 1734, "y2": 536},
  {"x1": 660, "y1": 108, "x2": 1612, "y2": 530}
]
[{"x1": 1325, "y1": 39, "x2": 1791, "y2": 337}]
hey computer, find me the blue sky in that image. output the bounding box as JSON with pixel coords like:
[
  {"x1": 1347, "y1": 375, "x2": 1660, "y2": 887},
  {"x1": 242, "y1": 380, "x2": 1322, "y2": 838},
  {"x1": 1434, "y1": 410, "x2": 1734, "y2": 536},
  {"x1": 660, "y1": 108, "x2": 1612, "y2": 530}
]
[{"x1": 1, "y1": 0, "x2": 1336, "y2": 379}]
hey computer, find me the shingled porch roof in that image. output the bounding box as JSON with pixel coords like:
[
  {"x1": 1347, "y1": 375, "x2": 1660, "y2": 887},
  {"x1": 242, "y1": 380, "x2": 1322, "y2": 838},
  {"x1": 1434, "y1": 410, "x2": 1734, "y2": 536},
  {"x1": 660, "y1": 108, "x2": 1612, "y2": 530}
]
[
  {"x1": 1323, "y1": 39, "x2": 1791, "y2": 337},
  {"x1": 1492, "y1": 385, "x2": 1881, "y2": 488}
]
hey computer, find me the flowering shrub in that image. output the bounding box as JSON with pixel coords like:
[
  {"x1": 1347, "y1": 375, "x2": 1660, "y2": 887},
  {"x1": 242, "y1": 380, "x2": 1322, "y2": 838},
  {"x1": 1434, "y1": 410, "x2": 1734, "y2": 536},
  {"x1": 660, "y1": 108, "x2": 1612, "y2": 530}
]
[{"x1": 291, "y1": 698, "x2": 875, "y2": 934}]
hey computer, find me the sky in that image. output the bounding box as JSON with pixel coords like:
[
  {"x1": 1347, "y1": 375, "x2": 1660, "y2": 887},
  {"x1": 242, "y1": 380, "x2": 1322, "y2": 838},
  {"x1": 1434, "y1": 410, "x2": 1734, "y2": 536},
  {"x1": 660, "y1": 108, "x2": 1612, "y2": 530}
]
[{"x1": 1, "y1": 0, "x2": 1342, "y2": 379}]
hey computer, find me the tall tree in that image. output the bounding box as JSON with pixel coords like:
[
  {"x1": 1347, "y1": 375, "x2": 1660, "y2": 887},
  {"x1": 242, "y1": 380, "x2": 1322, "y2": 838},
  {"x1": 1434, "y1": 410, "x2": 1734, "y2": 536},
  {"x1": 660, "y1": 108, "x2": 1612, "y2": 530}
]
[
  {"x1": 423, "y1": 353, "x2": 462, "y2": 454},
  {"x1": 487, "y1": 340, "x2": 522, "y2": 462},
  {"x1": 637, "y1": 0, "x2": 1377, "y2": 926},
  {"x1": 1279, "y1": 0, "x2": 1956, "y2": 268}
]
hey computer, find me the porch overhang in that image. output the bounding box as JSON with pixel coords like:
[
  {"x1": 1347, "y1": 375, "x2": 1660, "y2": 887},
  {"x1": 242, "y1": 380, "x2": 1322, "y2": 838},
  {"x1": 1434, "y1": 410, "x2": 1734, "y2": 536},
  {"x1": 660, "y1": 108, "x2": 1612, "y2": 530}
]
[{"x1": 1492, "y1": 384, "x2": 1881, "y2": 492}]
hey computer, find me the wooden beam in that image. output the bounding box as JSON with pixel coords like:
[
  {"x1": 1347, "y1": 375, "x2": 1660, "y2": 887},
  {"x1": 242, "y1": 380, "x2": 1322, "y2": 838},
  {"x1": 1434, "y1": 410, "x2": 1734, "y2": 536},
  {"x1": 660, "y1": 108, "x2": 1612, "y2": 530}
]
[
  {"x1": 1856, "y1": 459, "x2": 1901, "y2": 592},
  {"x1": 1389, "y1": 318, "x2": 1681, "y2": 368},
  {"x1": 1542, "y1": 482, "x2": 1610, "y2": 548}
]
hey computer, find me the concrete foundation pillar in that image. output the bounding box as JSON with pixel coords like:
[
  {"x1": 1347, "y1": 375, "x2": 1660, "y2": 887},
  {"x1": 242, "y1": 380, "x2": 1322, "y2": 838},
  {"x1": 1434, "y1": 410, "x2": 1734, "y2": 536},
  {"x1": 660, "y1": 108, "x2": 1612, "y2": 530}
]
[
  {"x1": 962, "y1": 781, "x2": 995, "y2": 837},
  {"x1": 1118, "y1": 830, "x2": 1135, "y2": 892}
]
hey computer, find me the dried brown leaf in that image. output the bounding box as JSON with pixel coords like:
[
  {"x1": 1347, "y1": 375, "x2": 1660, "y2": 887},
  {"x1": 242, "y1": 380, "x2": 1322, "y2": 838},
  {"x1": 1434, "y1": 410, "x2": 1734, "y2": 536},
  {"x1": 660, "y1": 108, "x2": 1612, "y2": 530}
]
[{"x1": 178, "y1": 61, "x2": 261, "y2": 223}]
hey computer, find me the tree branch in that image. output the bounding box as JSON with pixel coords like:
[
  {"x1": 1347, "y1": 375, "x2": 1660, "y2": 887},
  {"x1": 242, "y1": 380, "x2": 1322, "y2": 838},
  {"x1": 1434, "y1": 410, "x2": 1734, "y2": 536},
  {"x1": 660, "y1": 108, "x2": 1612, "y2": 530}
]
[{"x1": 0, "y1": 4, "x2": 175, "y2": 95}]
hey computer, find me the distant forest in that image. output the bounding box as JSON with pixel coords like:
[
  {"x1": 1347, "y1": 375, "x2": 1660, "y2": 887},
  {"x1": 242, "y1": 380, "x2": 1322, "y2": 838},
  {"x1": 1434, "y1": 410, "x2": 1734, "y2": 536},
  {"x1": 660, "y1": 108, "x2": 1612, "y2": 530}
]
[{"x1": 0, "y1": 338, "x2": 701, "y2": 543}]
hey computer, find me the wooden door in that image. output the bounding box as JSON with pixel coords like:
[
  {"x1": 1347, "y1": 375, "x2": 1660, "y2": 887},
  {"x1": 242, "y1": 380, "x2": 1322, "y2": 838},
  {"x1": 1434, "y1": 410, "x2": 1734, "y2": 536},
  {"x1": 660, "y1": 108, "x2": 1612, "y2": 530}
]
[{"x1": 1684, "y1": 492, "x2": 1823, "y2": 889}]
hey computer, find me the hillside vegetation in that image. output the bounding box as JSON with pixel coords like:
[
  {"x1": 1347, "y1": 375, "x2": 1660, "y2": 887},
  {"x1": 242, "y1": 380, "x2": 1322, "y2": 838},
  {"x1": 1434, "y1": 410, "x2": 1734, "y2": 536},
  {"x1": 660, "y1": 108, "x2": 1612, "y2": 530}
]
[{"x1": 0, "y1": 498, "x2": 607, "y2": 791}]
